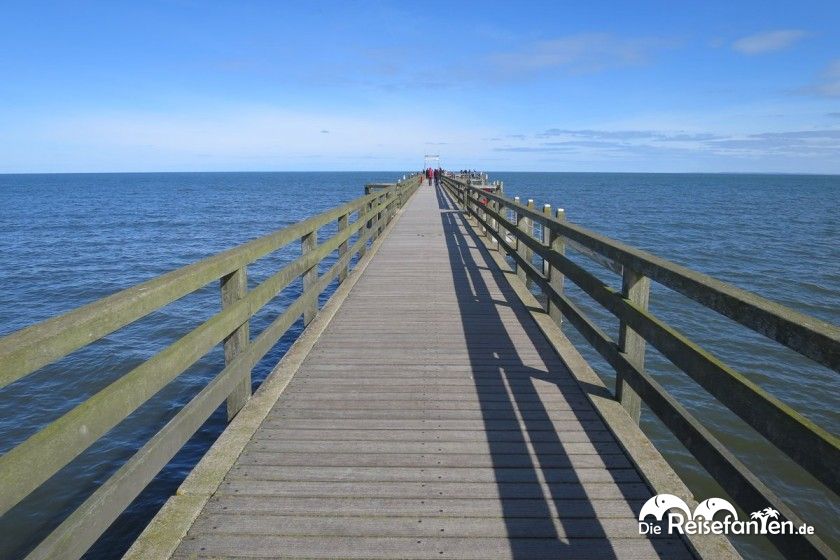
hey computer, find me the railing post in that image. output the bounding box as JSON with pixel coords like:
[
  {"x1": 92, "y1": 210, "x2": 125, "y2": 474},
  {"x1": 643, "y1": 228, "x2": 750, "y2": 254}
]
[
  {"x1": 525, "y1": 200, "x2": 535, "y2": 287},
  {"x1": 370, "y1": 197, "x2": 378, "y2": 242},
  {"x1": 496, "y1": 199, "x2": 507, "y2": 255},
  {"x1": 338, "y1": 212, "x2": 349, "y2": 283},
  {"x1": 376, "y1": 192, "x2": 385, "y2": 237},
  {"x1": 515, "y1": 197, "x2": 534, "y2": 286},
  {"x1": 301, "y1": 230, "x2": 317, "y2": 326},
  {"x1": 462, "y1": 187, "x2": 472, "y2": 221},
  {"x1": 616, "y1": 268, "x2": 650, "y2": 423},
  {"x1": 471, "y1": 191, "x2": 480, "y2": 225},
  {"x1": 543, "y1": 205, "x2": 565, "y2": 325},
  {"x1": 358, "y1": 203, "x2": 369, "y2": 259},
  {"x1": 463, "y1": 187, "x2": 470, "y2": 214},
  {"x1": 494, "y1": 199, "x2": 503, "y2": 251},
  {"x1": 220, "y1": 267, "x2": 249, "y2": 421},
  {"x1": 391, "y1": 189, "x2": 397, "y2": 219},
  {"x1": 488, "y1": 198, "x2": 498, "y2": 250},
  {"x1": 513, "y1": 196, "x2": 522, "y2": 279},
  {"x1": 479, "y1": 195, "x2": 487, "y2": 237}
]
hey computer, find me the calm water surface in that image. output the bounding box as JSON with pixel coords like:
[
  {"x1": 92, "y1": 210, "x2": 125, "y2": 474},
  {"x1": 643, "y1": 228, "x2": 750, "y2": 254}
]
[{"x1": 0, "y1": 172, "x2": 837, "y2": 558}]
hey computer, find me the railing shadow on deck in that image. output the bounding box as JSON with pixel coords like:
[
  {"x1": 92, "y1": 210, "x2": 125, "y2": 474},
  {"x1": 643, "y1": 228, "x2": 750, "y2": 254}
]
[
  {"x1": 439, "y1": 174, "x2": 839, "y2": 559},
  {"x1": 434, "y1": 185, "x2": 679, "y2": 558}
]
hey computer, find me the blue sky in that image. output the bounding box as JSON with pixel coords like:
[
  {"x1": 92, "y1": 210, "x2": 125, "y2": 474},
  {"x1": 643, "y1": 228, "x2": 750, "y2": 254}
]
[{"x1": 1, "y1": 1, "x2": 839, "y2": 173}]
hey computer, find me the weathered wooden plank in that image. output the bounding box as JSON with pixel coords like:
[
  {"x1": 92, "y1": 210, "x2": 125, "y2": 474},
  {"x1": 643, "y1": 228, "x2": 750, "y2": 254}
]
[
  {"x1": 201, "y1": 496, "x2": 644, "y2": 518},
  {"x1": 543, "y1": 204, "x2": 566, "y2": 325},
  {"x1": 301, "y1": 229, "x2": 318, "y2": 325},
  {"x1": 259, "y1": 418, "x2": 609, "y2": 432},
  {"x1": 188, "y1": 513, "x2": 657, "y2": 539},
  {"x1": 229, "y1": 465, "x2": 644, "y2": 484},
  {"x1": 254, "y1": 428, "x2": 616, "y2": 443},
  {"x1": 247, "y1": 440, "x2": 623, "y2": 456},
  {"x1": 216, "y1": 480, "x2": 649, "y2": 500},
  {"x1": 287, "y1": 379, "x2": 584, "y2": 390},
  {"x1": 271, "y1": 399, "x2": 592, "y2": 412},
  {"x1": 279, "y1": 395, "x2": 589, "y2": 407},
  {"x1": 174, "y1": 535, "x2": 692, "y2": 560},
  {"x1": 237, "y1": 451, "x2": 632, "y2": 469},
  {"x1": 616, "y1": 267, "x2": 649, "y2": 423},
  {"x1": 221, "y1": 266, "x2": 250, "y2": 421},
  {"x1": 266, "y1": 409, "x2": 602, "y2": 421},
  {"x1": 337, "y1": 211, "x2": 349, "y2": 283},
  {"x1": 297, "y1": 367, "x2": 578, "y2": 376}
]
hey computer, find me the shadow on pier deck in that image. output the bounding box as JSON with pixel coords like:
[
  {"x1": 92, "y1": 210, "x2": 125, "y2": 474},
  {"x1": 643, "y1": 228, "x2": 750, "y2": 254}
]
[{"x1": 126, "y1": 184, "x2": 707, "y2": 559}]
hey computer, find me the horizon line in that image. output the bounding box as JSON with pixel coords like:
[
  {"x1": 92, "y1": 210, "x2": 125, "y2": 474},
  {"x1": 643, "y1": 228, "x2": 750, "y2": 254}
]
[{"x1": 2, "y1": 169, "x2": 839, "y2": 177}]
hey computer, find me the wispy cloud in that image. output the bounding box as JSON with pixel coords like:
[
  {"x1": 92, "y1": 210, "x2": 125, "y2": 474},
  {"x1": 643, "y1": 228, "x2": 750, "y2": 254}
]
[
  {"x1": 732, "y1": 30, "x2": 808, "y2": 54},
  {"x1": 535, "y1": 129, "x2": 725, "y2": 141},
  {"x1": 750, "y1": 130, "x2": 840, "y2": 140},
  {"x1": 486, "y1": 33, "x2": 675, "y2": 78},
  {"x1": 805, "y1": 59, "x2": 840, "y2": 97},
  {"x1": 494, "y1": 127, "x2": 840, "y2": 161}
]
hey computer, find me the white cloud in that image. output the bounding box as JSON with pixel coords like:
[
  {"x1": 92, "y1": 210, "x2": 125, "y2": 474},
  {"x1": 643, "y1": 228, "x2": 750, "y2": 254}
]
[
  {"x1": 809, "y1": 59, "x2": 840, "y2": 97},
  {"x1": 486, "y1": 33, "x2": 674, "y2": 78},
  {"x1": 732, "y1": 30, "x2": 808, "y2": 55},
  {"x1": 493, "y1": 127, "x2": 840, "y2": 168}
]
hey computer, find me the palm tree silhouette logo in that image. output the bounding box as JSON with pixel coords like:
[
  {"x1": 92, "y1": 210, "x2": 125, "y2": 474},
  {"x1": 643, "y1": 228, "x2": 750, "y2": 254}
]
[{"x1": 750, "y1": 507, "x2": 780, "y2": 532}]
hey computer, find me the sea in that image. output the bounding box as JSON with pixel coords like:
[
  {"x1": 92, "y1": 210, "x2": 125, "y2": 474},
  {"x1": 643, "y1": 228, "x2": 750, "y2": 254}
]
[{"x1": 0, "y1": 172, "x2": 837, "y2": 559}]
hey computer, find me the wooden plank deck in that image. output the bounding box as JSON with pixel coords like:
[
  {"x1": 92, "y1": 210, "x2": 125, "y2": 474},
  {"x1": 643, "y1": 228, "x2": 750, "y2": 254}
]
[{"x1": 172, "y1": 183, "x2": 694, "y2": 559}]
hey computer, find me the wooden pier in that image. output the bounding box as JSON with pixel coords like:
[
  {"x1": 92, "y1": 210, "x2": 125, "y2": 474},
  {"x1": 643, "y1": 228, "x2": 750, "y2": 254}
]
[{"x1": 0, "y1": 174, "x2": 837, "y2": 559}]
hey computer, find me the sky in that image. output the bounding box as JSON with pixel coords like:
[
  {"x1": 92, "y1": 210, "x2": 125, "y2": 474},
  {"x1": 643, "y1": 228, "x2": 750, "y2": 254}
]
[{"x1": 1, "y1": 1, "x2": 839, "y2": 173}]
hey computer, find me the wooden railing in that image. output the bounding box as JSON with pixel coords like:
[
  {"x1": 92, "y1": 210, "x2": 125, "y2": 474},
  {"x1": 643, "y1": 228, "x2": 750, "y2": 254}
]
[
  {"x1": 442, "y1": 175, "x2": 838, "y2": 559},
  {"x1": 0, "y1": 175, "x2": 421, "y2": 560}
]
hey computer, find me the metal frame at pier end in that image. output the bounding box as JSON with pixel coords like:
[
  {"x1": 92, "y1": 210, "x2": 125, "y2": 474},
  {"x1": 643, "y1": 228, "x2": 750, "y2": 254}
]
[
  {"x1": 0, "y1": 176, "x2": 421, "y2": 560},
  {"x1": 441, "y1": 175, "x2": 839, "y2": 559}
]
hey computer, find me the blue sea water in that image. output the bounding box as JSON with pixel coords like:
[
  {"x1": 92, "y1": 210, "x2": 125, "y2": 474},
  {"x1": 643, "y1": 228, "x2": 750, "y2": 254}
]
[{"x1": 0, "y1": 171, "x2": 838, "y2": 558}]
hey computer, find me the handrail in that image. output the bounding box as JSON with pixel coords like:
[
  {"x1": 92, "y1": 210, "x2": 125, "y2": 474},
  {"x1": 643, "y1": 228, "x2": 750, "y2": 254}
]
[
  {"x1": 0, "y1": 191, "x2": 383, "y2": 390},
  {"x1": 456, "y1": 180, "x2": 840, "y2": 372},
  {"x1": 0, "y1": 175, "x2": 421, "y2": 560},
  {"x1": 442, "y1": 175, "x2": 837, "y2": 559}
]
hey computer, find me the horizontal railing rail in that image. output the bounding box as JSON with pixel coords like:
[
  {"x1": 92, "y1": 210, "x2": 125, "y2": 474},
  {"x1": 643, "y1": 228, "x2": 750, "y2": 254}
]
[
  {"x1": 442, "y1": 175, "x2": 838, "y2": 559},
  {"x1": 0, "y1": 175, "x2": 421, "y2": 560}
]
